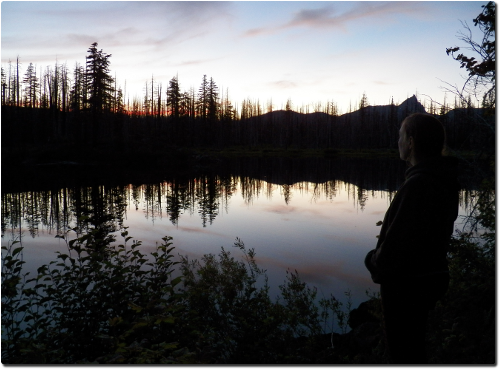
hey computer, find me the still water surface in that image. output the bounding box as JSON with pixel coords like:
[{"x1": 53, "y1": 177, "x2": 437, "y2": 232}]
[{"x1": 1, "y1": 157, "x2": 471, "y2": 309}]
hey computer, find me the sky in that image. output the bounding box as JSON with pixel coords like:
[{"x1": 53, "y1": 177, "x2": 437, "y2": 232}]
[{"x1": 1, "y1": 1, "x2": 488, "y2": 114}]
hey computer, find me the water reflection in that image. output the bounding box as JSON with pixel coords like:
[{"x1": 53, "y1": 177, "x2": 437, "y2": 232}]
[
  {"x1": 2, "y1": 177, "x2": 396, "y2": 238},
  {"x1": 2, "y1": 177, "x2": 474, "y2": 240},
  {"x1": 1, "y1": 157, "x2": 476, "y2": 310},
  {"x1": 2, "y1": 156, "x2": 407, "y2": 230}
]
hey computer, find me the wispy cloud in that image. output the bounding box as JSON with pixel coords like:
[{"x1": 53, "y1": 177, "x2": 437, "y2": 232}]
[
  {"x1": 3, "y1": 1, "x2": 233, "y2": 54},
  {"x1": 269, "y1": 80, "x2": 298, "y2": 89},
  {"x1": 174, "y1": 57, "x2": 224, "y2": 67},
  {"x1": 242, "y1": 2, "x2": 427, "y2": 37}
]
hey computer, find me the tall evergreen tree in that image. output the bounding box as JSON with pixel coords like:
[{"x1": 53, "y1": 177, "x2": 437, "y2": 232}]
[
  {"x1": 207, "y1": 77, "x2": 219, "y2": 122},
  {"x1": 22, "y1": 63, "x2": 38, "y2": 108},
  {"x1": 85, "y1": 42, "x2": 114, "y2": 114},
  {"x1": 180, "y1": 89, "x2": 193, "y2": 118},
  {"x1": 70, "y1": 63, "x2": 85, "y2": 113},
  {"x1": 167, "y1": 75, "x2": 181, "y2": 119},
  {"x1": 197, "y1": 74, "x2": 209, "y2": 121},
  {"x1": 1, "y1": 67, "x2": 6, "y2": 106},
  {"x1": 16, "y1": 56, "x2": 20, "y2": 107}
]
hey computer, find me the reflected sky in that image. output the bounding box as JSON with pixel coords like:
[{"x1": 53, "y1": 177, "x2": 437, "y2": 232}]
[{"x1": 2, "y1": 178, "x2": 470, "y2": 310}]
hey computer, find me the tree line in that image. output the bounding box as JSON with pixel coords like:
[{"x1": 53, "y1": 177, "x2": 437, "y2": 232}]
[{"x1": 1, "y1": 42, "x2": 493, "y2": 153}]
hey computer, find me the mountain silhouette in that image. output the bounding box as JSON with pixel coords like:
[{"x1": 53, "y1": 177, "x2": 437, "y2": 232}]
[{"x1": 241, "y1": 95, "x2": 426, "y2": 126}]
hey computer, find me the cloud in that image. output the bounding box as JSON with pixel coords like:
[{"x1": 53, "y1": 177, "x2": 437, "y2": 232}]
[
  {"x1": 269, "y1": 80, "x2": 298, "y2": 89},
  {"x1": 242, "y1": 27, "x2": 269, "y2": 38},
  {"x1": 288, "y1": 2, "x2": 427, "y2": 29},
  {"x1": 242, "y1": 2, "x2": 427, "y2": 37},
  {"x1": 3, "y1": 1, "x2": 233, "y2": 55},
  {"x1": 123, "y1": 2, "x2": 233, "y2": 48},
  {"x1": 285, "y1": 5, "x2": 340, "y2": 29},
  {"x1": 174, "y1": 56, "x2": 225, "y2": 67}
]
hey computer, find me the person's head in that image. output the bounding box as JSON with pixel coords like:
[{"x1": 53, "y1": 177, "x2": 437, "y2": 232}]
[{"x1": 398, "y1": 113, "x2": 446, "y2": 165}]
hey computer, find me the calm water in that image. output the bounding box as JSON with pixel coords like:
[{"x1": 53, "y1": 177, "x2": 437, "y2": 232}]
[{"x1": 1, "y1": 157, "x2": 472, "y2": 309}]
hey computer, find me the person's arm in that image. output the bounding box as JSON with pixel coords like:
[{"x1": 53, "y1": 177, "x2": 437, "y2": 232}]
[{"x1": 370, "y1": 176, "x2": 438, "y2": 280}]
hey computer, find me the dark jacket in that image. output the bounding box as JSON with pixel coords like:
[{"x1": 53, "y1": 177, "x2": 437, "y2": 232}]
[{"x1": 365, "y1": 156, "x2": 460, "y2": 284}]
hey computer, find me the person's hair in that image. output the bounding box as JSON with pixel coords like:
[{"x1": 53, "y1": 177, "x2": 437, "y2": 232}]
[{"x1": 402, "y1": 113, "x2": 446, "y2": 158}]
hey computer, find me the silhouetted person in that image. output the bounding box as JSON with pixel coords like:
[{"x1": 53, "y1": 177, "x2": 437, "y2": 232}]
[{"x1": 365, "y1": 113, "x2": 459, "y2": 364}]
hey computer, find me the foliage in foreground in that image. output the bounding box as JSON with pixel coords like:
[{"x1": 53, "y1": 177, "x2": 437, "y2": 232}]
[
  {"x1": 1, "y1": 224, "x2": 354, "y2": 364},
  {"x1": 1, "y1": 182, "x2": 495, "y2": 364}
]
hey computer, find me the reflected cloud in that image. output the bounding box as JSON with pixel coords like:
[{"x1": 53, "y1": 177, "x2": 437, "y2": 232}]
[
  {"x1": 324, "y1": 234, "x2": 359, "y2": 245},
  {"x1": 296, "y1": 263, "x2": 373, "y2": 288},
  {"x1": 264, "y1": 204, "x2": 297, "y2": 215},
  {"x1": 263, "y1": 203, "x2": 332, "y2": 220},
  {"x1": 176, "y1": 226, "x2": 227, "y2": 238},
  {"x1": 255, "y1": 254, "x2": 371, "y2": 289}
]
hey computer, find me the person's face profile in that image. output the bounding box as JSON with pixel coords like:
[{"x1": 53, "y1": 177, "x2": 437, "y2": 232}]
[{"x1": 398, "y1": 121, "x2": 411, "y2": 161}]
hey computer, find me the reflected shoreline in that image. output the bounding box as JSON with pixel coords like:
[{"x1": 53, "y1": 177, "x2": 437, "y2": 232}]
[
  {"x1": 2, "y1": 156, "x2": 476, "y2": 241},
  {"x1": 4, "y1": 155, "x2": 408, "y2": 193}
]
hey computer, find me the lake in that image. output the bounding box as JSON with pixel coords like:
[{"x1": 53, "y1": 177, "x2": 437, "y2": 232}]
[{"x1": 1, "y1": 156, "x2": 473, "y2": 311}]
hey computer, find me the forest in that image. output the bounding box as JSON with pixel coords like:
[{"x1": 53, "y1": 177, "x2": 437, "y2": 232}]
[{"x1": 1, "y1": 41, "x2": 494, "y2": 162}]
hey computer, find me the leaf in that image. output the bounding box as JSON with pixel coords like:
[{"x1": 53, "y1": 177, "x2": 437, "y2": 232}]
[
  {"x1": 171, "y1": 276, "x2": 183, "y2": 287},
  {"x1": 109, "y1": 316, "x2": 123, "y2": 326},
  {"x1": 155, "y1": 316, "x2": 175, "y2": 325},
  {"x1": 128, "y1": 302, "x2": 143, "y2": 312},
  {"x1": 157, "y1": 341, "x2": 179, "y2": 351}
]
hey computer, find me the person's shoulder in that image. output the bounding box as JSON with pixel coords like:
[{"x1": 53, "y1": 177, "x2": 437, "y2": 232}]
[{"x1": 406, "y1": 157, "x2": 458, "y2": 183}]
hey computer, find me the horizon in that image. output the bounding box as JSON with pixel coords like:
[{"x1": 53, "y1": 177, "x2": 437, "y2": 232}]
[{"x1": 1, "y1": 1, "x2": 487, "y2": 114}]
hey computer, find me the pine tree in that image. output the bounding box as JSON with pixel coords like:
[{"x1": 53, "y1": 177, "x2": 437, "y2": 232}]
[
  {"x1": 16, "y1": 56, "x2": 20, "y2": 107},
  {"x1": 207, "y1": 77, "x2": 219, "y2": 122},
  {"x1": 1, "y1": 67, "x2": 6, "y2": 106},
  {"x1": 116, "y1": 88, "x2": 125, "y2": 114},
  {"x1": 197, "y1": 74, "x2": 209, "y2": 121},
  {"x1": 70, "y1": 63, "x2": 85, "y2": 113},
  {"x1": 85, "y1": 42, "x2": 114, "y2": 114},
  {"x1": 167, "y1": 75, "x2": 181, "y2": 119},
  {"x1": 22, "y1": 63, "x2": 39, "y2": 108}
]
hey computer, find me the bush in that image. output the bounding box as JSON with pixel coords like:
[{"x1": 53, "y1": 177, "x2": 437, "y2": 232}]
[
  {"x1": 2, "y1": 230, "x2": 353, "y2": 364},
  {"x1": 177, "y1": 238, "x2": 353, "y2": 364},
  {"x1": 2, "y1": 226, "x2": 186, "y2": 364},
  {"x1": 427, "y1": 175, "x2": 495, "y2": 364}
]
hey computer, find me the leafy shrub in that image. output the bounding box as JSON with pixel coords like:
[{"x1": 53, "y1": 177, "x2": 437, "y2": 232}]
[
  {"x1": 427, "y1": 176, "x2": 495, "y2": 364},
  {"x1": 1, "y1": 226, "x2": 185, "y2": 364},
  {"x1": 2, "y1": 232, "x2": 353, "y2": 364},
  {"x1": 177, "y1": 238, "x2": 352, "y2": 364}
]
